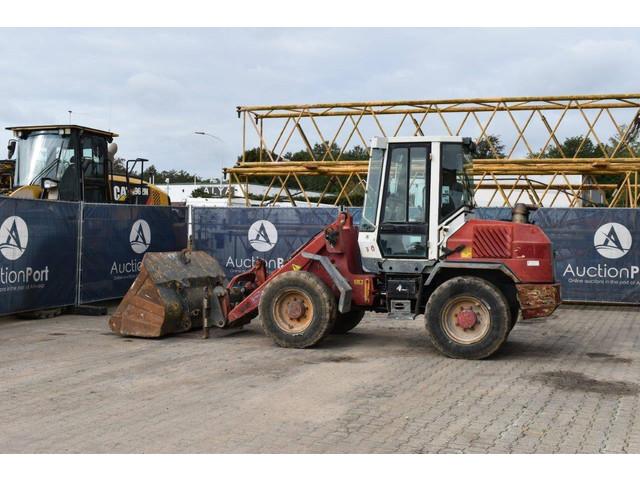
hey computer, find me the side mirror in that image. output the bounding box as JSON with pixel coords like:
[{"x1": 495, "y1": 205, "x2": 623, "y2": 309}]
[
  {"x1": 7, "y1": 139, "x2": 17, "y2": 159},
  {"x1": 108, "y1": 142, "x2": 118, "y2": 162},
  {"x1": 42, "y1": 178, "x2": 59, "y2": 190},
  {"x1": 462, "y1": 137, "x2": 477, "y2": 154}
]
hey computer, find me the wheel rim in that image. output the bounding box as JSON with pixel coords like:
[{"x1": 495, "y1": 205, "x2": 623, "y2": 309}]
[
  {"x1": 272, "y1": 289, "x2": 314, "y2": 334},
  {"x1": 441, "y1": 295, "x2": 491, "y2": 345}
]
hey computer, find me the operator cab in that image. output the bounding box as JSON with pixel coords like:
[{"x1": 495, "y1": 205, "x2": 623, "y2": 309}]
[
  {"x1": 7, "y1": 124, "x2": 117, "y2": 202},
  {"x1": 358, "y1": 136, "x2": 475, "y2": 273}
]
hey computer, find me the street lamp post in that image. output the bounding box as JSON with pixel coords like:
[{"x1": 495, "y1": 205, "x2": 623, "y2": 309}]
[{"x1": 194, "y1": 131, "x2": 223, "y2": 184}]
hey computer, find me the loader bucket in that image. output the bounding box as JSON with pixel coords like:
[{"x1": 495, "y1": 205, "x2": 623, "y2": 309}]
[{"x1": 109, "y1": 250, "x2": 227, "y2": 338}]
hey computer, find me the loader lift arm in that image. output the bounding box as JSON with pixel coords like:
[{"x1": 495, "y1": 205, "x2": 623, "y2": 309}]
[
  {"x1": 110, "y1": 212, "x2": 376, "y2": 338},
  {"x1": 225, "y1": 212, "x2": 372, "y2": 325}
]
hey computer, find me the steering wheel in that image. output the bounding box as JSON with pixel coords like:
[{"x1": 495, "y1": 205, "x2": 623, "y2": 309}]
[{"x1": 407, "y1": 242, "x2": 426, "y2": 255}]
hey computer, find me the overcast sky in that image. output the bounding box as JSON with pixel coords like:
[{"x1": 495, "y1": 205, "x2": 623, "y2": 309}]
[{"x1": 0, "y1": 28, "x2": 638, "y2": 179}]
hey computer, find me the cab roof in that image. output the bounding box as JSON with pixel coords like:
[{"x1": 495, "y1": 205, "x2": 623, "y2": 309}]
[{"x1": 6, "y1": 124, "x2": 118, "y2": 139}]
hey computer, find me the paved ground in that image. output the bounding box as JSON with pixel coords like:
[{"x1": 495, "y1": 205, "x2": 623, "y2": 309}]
[{"x1": 1, "y1": 304, "x2": 640, "y2": 453}]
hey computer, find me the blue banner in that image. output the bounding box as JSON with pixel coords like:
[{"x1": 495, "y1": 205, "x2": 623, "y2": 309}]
[
  {"x1": 194, "y1": 206, "x2": 639, "y2": 305},
  {"x1": 0, "y1": 197, "x2": 79, "y2": 315},
  {"x1": 192, "y1": 207, "x2": 357, "y2": 278},
  {"x1": 2, "y1": 200, "x2": 638, "y2": 315},
  {"x1": 79, "y1": 204, "x2": 187, "y2": 303},
  {"x1": 475, "y1": 208, "x2": 640, "y2": 304}
]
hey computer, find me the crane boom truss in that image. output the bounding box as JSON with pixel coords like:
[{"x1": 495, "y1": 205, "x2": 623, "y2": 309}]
[{"x1": 227, "y1": 93, "x2": 640, "y2": 207}]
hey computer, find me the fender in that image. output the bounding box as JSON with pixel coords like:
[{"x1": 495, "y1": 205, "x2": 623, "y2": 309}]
[
  {"x1": 424, "y1": 261, "x2": 520, "y2": 286},
  {"x1": 301, "y1": 252, "x2": 352, "y2": 313}
]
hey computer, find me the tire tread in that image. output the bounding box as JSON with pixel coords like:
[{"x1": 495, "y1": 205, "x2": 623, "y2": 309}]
[{"x1": 259, "y1": 271, "x2": 336, "y2": 348}]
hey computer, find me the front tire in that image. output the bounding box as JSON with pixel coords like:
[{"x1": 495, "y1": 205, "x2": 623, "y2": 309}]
[
  {"x1": 425, "y1": 276, "x2": 510, "y2": 359},
  {"x1": 259, "y1": 271, "x2": 337, "y2": 348}
]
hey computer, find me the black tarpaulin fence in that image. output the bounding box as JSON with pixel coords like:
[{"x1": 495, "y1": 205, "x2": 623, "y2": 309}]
[
  {"x1": 1, "y1": 198, "x2": 638, "y2": 316},
  {"x1": 193, "y1": 207, "x2": 640, "y2": 305},
  {"x1": 0, "y1": 197, "x2": 187, "y2": 315}
]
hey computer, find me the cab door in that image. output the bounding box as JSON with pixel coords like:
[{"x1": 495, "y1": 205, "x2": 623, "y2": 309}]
[
  {"x1": 80, "y1": 135, "x2": 110, "y2": 203},
  {"x1": 377, "y1": 143, "x2": 430, "y2": 258}
]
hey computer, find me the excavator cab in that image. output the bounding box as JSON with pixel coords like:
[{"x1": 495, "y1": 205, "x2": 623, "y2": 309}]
[
  {"x1": 7, "y1": 125, "x2": 115, "y2": 202},
  {"x1": 4, "y1": 124, "x2": 170, "y2": 205}
]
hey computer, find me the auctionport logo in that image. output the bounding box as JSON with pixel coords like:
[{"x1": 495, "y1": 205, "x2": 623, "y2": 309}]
[
  {"x1": 594, "y1": 222, "x2": 632, "y2": 259},
  {"x1": 0, "y1": 216, "x2": 29, "y2": 261},
  {"x1": 248, "y1": 220, "x2": 278, "y2": 252},
  {"x1": 0, "y1": 215, "x2": 50, "y2": 289},
  {"x1": 562, "y1": 221, "x2": 638, "y2": 285},
  {"x1": 130, "y1": 219, "x2": 151, "y2": 254}
]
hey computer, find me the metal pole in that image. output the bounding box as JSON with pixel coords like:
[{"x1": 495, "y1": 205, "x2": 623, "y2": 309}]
[
  {"x1": 202, "y1": 286, "x2": 210, "y2": 339},
  {"x1": 188, "y1": 204, "x2": 193, "y2": 249},
  {"x1": 74, "y1": 201, "x2": 84, "y2": 306}
]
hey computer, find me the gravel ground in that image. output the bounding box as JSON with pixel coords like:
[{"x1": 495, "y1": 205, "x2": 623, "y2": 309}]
[{"x1": 1, "y1": 304, "x2": 639, "y2": 453}]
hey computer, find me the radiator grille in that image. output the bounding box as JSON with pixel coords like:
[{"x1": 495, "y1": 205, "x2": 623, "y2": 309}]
[
  {"x1": 472, "y1": 225, "x2": 512, "y2": 258},
  {"x1": 150, "y1": 189, "x2": 162, "y2": 205}
]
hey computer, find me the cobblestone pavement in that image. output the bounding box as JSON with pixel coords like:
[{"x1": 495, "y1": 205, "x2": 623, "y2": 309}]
[{"x1": 1, "y1": 305, "x2": 639, "y2": 453}]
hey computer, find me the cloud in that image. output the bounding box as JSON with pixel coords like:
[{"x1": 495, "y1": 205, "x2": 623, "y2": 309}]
[{"x1": 0, "y1": 28, "x2": 638, "y2": 178}]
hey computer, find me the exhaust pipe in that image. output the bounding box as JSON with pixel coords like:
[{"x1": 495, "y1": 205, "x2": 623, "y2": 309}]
[{"x1": 512, "y1": 203, "x2": 537, "y2": 224}]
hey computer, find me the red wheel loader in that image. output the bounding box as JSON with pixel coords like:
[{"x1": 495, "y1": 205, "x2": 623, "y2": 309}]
[{"x1": 109, "y1": 136, "x2": 560, "y2": 359}]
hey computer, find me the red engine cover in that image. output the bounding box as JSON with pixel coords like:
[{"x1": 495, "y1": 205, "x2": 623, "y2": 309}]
[{"x1": 445, "y1": 219, "x2": 554, "y2": 283}]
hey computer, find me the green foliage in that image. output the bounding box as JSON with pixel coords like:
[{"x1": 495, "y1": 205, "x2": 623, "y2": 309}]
[
  {"x1": 238, "y1": 147, "x2": 277, "y2": 163},
  {"x1": 111, "y1": 157, "x2": 127, "y2": 175},
  {"x1": 528, "y1": 130, "x2": 640, "y2": 205},
  {"x1": 473, "y1": 135, "x2": 506, "y2": 159},
  {"x1": 607, "y1": 128, "x2": 640, "y2": 158},
  {"x1": 538, "y1": 136, "x2": 606, "y2": 159},
  {"x1": 143, "y1": 165, "x2": 205, "y2": 184},
  {"x1": 236, "y1": 143, "x2": 369, "y2": 197}
]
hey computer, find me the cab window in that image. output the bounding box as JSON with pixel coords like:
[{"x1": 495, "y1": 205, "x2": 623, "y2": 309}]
[
  {"x1": 360, "y1": 148, "x2": 384, "y2": 232},
  {"x1": 378, "y1": 144, "x2": 430, "y2": 257},
  {"x1": 81, "y1": 135, "x2": 107, "y2": 179},
  {"x1": 439, "y1": 143, "x2": 473, "y2": 220},
  {"x1": 80, "y1": 134, "x2": 109, "y2": 202}
]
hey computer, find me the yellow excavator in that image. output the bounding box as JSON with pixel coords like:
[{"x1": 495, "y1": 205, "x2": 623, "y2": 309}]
[{"x1": 3, "y1": 124, "x2": 170, "y2": 205}]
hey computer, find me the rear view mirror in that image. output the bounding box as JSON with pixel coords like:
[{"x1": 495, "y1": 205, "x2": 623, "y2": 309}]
[
  {"x1": 7, "y1": 139, "x2": 17, "y2": 159},
  {"x1": 108, "y1": 142, "x2": 118, "y2": 162},
  {"x1": 462, "y1": 137, "x2": 477, "y2": 154},
  {"x1": 42, "y1": 178, "x2": 59, "y2": 190}
]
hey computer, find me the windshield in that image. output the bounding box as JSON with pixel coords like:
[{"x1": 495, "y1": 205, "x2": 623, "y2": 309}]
[
  {"x1": 14, "y1": 132, "x2": 75, "y2": 187},
  {"x1": 360, "y1": 148, "x2": 384, "y2": 232},
  {"x1": 439, "y1": 142, "x2": 475, "y2": 220}
]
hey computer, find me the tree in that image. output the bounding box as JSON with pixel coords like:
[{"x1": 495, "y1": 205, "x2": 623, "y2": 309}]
[
  {"x1": 112, "y1": 157, "x2": 127, "y2": 175},
  {"x1": 343, "y1": 144, "x2": 369, "y2": 160},
  {"x1": 540, "y1": 136, "x2": 605, "y2": 159},
  {"x1": 607, "y1": 126, "x2": 640, "y2": 158},
  {"x1": 473, "y1": 135, "x2": 506, "y2": 159},
  {"x1": 529, "y1": 133, "x2": 633, "y2": 205},
  {"x1": 142, "y1": 165, "x2": 198, "y2": 184},
  {"x1": 145, "y1": 164, "x2": 159, "y2": 182},
  {"x1": 237, "y1": 147, "x2": 281, "y2": 163}
]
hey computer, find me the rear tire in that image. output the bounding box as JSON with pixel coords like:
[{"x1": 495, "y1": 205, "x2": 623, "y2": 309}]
[
  {"x1": 331, "y1": 310, "x2": 365, "y2": 334},
  {"x1": 425, "y1": 276, "x2": 510, "y2": 359},
  {"x1": 508, "y1": 297, "x2": 520, "y2": 332},
  {"x1": 501, "y1": 283, "x2": 520, "y2": 332},
  {"x1": 259, "y1": 271, "x2": 337, "y2": 348}
]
